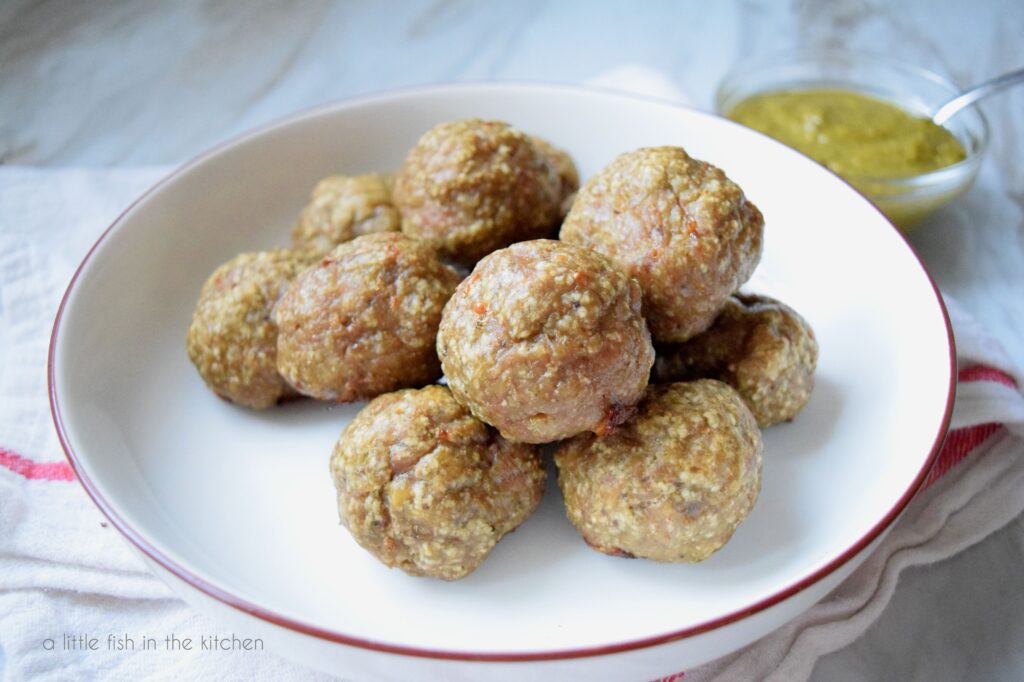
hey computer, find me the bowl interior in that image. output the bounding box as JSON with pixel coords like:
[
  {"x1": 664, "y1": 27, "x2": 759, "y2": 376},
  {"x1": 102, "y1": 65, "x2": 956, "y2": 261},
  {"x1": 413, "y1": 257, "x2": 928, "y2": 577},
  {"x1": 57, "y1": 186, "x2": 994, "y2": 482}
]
[{"x1": 51, "y1": 84, "x2": 952, "y2": 656}]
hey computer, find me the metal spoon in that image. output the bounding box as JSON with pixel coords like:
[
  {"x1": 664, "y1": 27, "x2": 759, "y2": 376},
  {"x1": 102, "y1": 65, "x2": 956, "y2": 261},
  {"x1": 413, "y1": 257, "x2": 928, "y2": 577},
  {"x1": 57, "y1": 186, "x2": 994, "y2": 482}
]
[{"x1": 932, "y1": 67, "x2": 1024, "y2": 125}]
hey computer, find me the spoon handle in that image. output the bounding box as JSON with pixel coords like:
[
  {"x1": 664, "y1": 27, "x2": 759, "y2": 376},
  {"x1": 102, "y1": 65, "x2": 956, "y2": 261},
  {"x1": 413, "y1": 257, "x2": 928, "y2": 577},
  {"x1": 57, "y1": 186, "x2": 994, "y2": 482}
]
[{"x1": 932, "y1": 67, "x2": 1024, "y2": 125}]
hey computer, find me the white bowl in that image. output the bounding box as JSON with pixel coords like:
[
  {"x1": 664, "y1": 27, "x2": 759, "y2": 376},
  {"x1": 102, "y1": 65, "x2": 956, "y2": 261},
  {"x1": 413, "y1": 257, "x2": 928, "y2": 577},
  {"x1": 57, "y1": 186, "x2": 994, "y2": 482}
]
[{"x1": 49, "y1": 83, "x2": 954, "y2": 681}]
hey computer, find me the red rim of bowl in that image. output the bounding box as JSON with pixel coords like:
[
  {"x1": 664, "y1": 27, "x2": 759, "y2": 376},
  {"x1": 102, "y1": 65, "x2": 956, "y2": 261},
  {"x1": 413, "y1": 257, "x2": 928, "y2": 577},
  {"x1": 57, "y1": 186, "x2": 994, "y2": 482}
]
[{"x1": 47, "y1": 82, "x2": 956, "y2": 663}]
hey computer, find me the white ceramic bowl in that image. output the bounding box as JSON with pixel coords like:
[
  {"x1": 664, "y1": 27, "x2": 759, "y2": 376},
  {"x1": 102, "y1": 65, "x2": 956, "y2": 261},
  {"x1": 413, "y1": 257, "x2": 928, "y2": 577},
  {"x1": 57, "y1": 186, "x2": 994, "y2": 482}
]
[{"x1": 49, "y1": 83, "x2": 954, "y2": 681}]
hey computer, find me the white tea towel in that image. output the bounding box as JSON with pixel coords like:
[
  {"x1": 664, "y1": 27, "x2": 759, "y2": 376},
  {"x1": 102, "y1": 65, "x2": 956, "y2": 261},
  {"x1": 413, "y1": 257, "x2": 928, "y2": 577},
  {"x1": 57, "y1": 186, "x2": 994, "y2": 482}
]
[{"x1": 2, "y1": 166, "x2": 1023, "y2": 680}]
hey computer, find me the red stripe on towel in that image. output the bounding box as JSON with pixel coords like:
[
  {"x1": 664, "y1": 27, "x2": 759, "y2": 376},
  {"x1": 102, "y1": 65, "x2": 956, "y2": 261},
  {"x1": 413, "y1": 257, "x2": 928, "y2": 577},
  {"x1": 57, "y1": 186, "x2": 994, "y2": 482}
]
[
  {"x1": 652, "y1": 673, "x2": 685, "y2": 682},
  {"x1": 0, "y1": 446, "x2": 76, "y2": 481},
  {"x1": 958, "y1": 365, "x2": 1018, "y2": 388},
  {"x1": 923, "y1": 423, "x2": 1002, "y2": 489}
]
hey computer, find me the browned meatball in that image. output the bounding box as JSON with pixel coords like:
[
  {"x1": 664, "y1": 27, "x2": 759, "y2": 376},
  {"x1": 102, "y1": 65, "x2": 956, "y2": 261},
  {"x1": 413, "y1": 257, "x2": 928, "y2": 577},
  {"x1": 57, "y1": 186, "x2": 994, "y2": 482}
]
[
  {"x1": 291, "y1": 173, "x2": 400, "y2": 258},
  {"x1": 653, "y1": 294, "x2": 818, "y2": 427},
  {"x1": 330, "y1": 385, "x2": 546, "y2": 580},
  {"x1": 555, "y1": 380, "x2": 762, "y2": 563},
  {"x1": 530, "y1": 136, "x2": 580, "y2": 218},
  {"x1": 438, "y1": 240, "x2": 654, "y2": 444},
  {"x1": 561, "y1": 146, "x2": 764, "y2": 343},
  {"x1": 393, "y1": 119, "x2": 563, "y2": 266},
  {"x1": 273, "y1": 233, "x2": 461, "y2": 402},
  {"x1": 186, "y1": 249, "x2": 308, "y2": 409}
]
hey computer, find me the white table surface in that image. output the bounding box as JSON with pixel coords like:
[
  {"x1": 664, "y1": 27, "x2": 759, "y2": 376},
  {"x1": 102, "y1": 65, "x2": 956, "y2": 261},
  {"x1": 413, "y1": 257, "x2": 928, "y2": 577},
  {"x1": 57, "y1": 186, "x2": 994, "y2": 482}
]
[{"x1": 3, "y1": 1, "x2": 1023, "y2": 679}]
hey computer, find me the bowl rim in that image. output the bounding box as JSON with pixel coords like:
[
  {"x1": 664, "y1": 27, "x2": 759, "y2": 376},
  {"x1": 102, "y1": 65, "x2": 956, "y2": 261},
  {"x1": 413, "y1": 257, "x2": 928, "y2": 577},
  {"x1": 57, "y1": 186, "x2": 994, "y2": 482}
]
[
  {"x1": 47, "y1": 81, "x2": 957, "y2": 663},
  {"x1": 714, "y1": 48, "x2": 991, "y2": 188}
]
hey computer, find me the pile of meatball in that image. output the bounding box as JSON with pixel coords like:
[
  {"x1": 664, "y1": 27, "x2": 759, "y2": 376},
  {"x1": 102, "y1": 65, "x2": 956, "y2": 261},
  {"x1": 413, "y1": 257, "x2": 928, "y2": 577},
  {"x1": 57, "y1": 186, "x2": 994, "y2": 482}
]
[{"x1": 187, "y1": 119, "x2": 818, "y2": 580}]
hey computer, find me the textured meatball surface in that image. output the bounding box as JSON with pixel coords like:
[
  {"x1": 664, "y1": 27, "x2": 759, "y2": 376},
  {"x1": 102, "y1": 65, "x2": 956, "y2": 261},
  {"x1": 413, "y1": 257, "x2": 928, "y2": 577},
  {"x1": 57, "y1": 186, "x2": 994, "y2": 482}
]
[
  {"x1": 330, "y1": 385, "x2": 546, "y2": 580},
  {"x1": 561, "y1": 146, "x2": 764, "y2": 342},
  {"x1": 555, "y1": 380, "x2": 762, "y2": 563},
  {"x1": 530, "y1": 136, "x2": 580, "y2": 218},
  {"x1": 186, "y1": 249, "x2": 308, "y2": 409},
  {"x1": 291, "y1": 173, "x2": 400, "y2": 258},
  {"x1": 274, "y1": 233, "x2": 461, "y2": 402},
  {"x1": 437, "y1": 240, "x2": 654, "y2": 444},
  {"x1": 653, "y1": 294, "x2": 818, "y2": 427},
  {"x1": 393, "y1": 119, "x2": 563, "y2": 266}
]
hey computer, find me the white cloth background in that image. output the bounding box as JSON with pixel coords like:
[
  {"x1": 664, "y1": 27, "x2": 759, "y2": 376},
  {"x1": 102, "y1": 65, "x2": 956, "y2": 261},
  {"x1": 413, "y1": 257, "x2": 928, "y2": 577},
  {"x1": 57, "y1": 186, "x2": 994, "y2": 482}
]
[{"x1": 2, "y1": 79, "x2": 1023, "y2": 680}]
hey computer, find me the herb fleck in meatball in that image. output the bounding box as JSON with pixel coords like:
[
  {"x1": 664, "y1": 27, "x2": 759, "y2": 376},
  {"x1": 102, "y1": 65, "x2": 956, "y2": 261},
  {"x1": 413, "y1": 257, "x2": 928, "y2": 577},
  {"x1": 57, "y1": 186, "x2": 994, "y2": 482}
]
[
  {"x1": 393, "y1": 119, "x2": 563, "y2": 266},
  {"x1": 186, "y1": 249, "x2": 308, "y2": 409},
  {"x1": 438, "y1": 239, "x2": 654, "y2": 444},
  {"x1": 555, "y1": 380, "x2": 762, "y2": 563},
  {"x1": 291, "y1": 173, "x2": 400, "y2": 258},
  {"x1": 561, "y1": 146, "x2": 764, "y2": 342},
  {"x1": 274, "y1": 233, "x2": 461, "y2": 402},
  {"x1": 330, "y1": 385, "x2": 546, "y2": 580},
  {"x1": 653, "y1": 294, "x2": 817, "y2": 427}
]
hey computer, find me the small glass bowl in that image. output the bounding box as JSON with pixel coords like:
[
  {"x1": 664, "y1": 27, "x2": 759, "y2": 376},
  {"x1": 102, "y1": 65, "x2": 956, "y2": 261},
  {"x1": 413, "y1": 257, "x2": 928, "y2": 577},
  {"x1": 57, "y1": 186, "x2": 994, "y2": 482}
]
[{"x1": 715, "y1": 50, "x2": 989, "y2": 230}]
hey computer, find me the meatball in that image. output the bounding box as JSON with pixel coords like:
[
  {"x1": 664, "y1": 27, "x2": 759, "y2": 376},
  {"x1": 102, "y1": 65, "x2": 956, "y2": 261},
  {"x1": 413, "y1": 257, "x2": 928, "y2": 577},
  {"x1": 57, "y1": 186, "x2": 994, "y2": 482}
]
[
  {"x1": 186, "y1": 249, "x2": 308, "y2": 409},
  {"x1": 530, "y1": 136, "x2": 580, "y2": 218},
  {"x1": 273, "y1": 233, "x2": 461, "y2": 402},
  {"x1": 555, "y1": 380, "x2": 762, "y2": 563},
  {"x1": 653, "y1": 294, "x2": 818, "y2": 427},
  {"x1": 438, "y1": 240, "x2": 654, "y2": 444},
  {"x1": 290, "y1": 173, "x2": 400, "y2": 258},
  {"x1": 561, "y1": 146, "x2": 764, "y2": 343},
  {"x1": 330, "y1": 385, "x2": 546, "y2": 580},
  {"x1": 393, "y1": 119, "x2": 563, "y2": 266}
]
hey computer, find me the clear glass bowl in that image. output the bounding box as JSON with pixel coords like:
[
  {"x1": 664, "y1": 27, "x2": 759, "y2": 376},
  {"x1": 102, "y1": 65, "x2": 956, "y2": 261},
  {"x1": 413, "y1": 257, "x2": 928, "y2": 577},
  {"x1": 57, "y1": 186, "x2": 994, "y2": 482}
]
[{"x1": 715, "y1": 50, "x2": 989, "y2": 230}]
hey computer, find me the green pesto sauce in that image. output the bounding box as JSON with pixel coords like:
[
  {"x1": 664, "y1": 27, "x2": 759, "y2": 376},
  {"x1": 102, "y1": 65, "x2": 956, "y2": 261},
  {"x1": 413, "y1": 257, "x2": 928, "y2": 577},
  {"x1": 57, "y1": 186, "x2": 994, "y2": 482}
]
[{"x1": 728, "y1": 89, "x2": 966, "y2": 178}]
